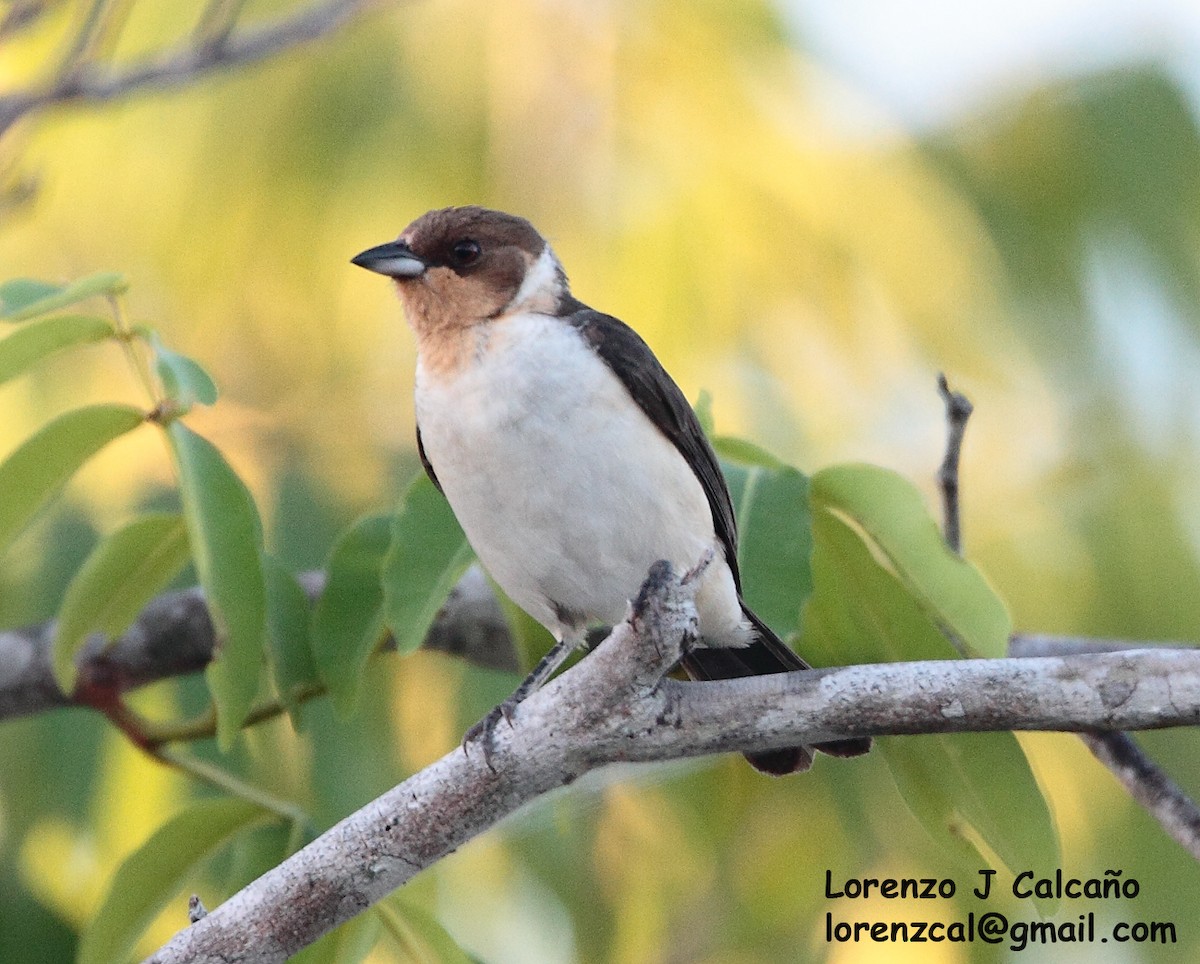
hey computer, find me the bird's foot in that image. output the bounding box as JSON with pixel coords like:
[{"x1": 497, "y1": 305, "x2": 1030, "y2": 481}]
[
  {"x1": 463, "y1": 698, "x2": 519, "y2": 772},
  {"x1": 460, "y1": 632, "x2": 585, "y2": 771}
]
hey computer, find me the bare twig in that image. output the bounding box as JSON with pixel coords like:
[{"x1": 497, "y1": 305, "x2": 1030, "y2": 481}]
[
  {"x1": 193, "y1": 0, "x2": 250, "y2": 49},
  {"x1": 143, "y1": 564, "x2": 1200, "y2": 963},
  {"x1": 0, "y1": 0, "x2": 52, "y2": 41},
  {"x1": 0, "y1": 0, "x2": 394, "y2": 139},
  {"x1": 56, "y1": 0, "x2": 117, "y2": 80},
  {"x1": 938, "y1": 383, "x2": 1200, "y2": 861},
  {"x1": 1078, "y1": 731, "x2": 1200, "y2": 861},
  {"x1": 936, "y1": 373, "x2": 973, "y2": 554}
]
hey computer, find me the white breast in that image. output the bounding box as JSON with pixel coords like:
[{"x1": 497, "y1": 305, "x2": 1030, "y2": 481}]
[{"x1": 415, "y1": 312, "x2": 747, "y2": 645}]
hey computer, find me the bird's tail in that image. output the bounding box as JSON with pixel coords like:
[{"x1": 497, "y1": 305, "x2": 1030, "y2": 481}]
[{"x1": 679, "y1": 603, "x2": 871, "y2": 775}]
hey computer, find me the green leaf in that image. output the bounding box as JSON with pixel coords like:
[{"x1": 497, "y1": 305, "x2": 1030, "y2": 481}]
[
  {"x1": 264, "y1": 555, "x2": 320, "y2": 727},
  {"x1": 149, "y1": 331, "x2": 219, "y2": 408},
  {"x1": 0, "y1": 404, "x2": 145, "y2": 557},
  {"x1": 77, "y1": 797, "x2": 269, "y2": 964},
  {"x1": 0, "y1": 279, "x2": 62, "y2": 318},
  {"x1": 225, "y1": 820, "x2": 295, "y2": 897},
  {"x1": 0, "y1": 272, "x2": 127, "y2": 322},
  {"x1": 382, "y1": 474, "x2": 474, "y2": 656},
  {"x1": 809, "y1": 463, "x2": 1010, "y2": 657},
  {"x1": 312, "y1": 514, "x2": 392, "y2": 716},
  {"x1": 52, "y1": 513, "x2": 189, "y2": 694},
  {"x1": 713, "y1": 434, "x2": 787, "y2": 470},
  {"x1": 291, "y1": 911, "x2": 382, "y2": 964},
  {"x1": 0, "y1": 314, "x2": 113, "y2": 386},
  {"x1": 376, "y1": 896, "x2": 475, "y2": 964},
  {"x1": 719, "y1": 452, "x2": 812, "y2": 642},
  {"x1": 168, "y1": 423, "x2": 267, "y2": 750},
  {"x1": 802, "y1": 464, "x2": 1058, "y2": 894}
]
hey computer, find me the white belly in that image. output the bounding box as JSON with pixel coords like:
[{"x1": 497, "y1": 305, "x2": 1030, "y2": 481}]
[{"x1": 415, "y1": 312, "x2": 747, "y2": 644}]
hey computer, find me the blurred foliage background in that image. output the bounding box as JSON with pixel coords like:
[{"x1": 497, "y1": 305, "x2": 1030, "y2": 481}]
[{"x1": 2, "y1": 0, "x2": 1200, "y2": 961}]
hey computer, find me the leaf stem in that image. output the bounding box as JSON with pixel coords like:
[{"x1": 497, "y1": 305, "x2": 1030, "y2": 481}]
[
  {"x1": 88, "y1": 688, "x2": 312, "y2": 827},
  {"x1": 142, "y1": 680, "x2": 329, "y2": 747},
  {"x1": 108, "y1": 295, "x2": 160, "y2": 405},
  {"x1": 156, "y1": 746, "x2": 312, "y2": 828}
]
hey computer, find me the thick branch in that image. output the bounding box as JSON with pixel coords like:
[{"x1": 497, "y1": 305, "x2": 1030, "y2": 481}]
[
  {"x1": 0, "y1": 0, "x2": 393, "y2": 138},
  {"x1": 0, "y1": 584, "x2": 215, "y2": 720},
  {"x1": 2, "y1": 570, "x2": 1188, "y2": 728},
  {"x1": 146, "y1": 564, "x2": 1200, "y2": 962},
  {"x1": 0, "y1": 565, "x2": 514, "y2": 722},
  {"x1": 1010, "y1": 633, "x2": 1196, "y2": 657}
]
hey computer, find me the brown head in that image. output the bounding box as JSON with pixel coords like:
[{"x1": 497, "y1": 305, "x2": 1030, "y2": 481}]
[{"x1": 352, "y1": 207, "x2": 569, "y2": 353}]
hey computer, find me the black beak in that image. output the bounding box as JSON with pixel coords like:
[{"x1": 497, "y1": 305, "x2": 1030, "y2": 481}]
[{"x1": 351, "y1": 240, "x2": 427, "y2": 279}]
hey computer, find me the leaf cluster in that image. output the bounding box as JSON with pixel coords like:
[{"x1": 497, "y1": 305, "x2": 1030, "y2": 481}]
[{"x1": 1, "y1": 271, "x2": 479, "y2": 961}]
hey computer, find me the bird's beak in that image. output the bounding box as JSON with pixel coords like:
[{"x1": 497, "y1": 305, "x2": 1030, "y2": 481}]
[{"x1": 351, "y1": 240, "x2": 427, "y2": 279}]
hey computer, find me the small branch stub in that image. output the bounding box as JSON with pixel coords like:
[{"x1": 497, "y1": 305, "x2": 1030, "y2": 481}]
[
  {"x1": 936, "y1": 373, "x2": 973, "y2": 554},
  {"x1": 188, "y1": 895, "x2": 208, "y2": 924}
]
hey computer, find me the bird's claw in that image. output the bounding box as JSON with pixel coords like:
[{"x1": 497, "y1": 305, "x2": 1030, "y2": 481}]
[{"x1": 463, "y1": 699, "x2": 519, "y2": 771}]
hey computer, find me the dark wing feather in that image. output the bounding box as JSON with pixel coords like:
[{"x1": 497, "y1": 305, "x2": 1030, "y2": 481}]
[
  {"x1": 683, "y1": 604, "x2": 871, "y2": 769},
  {"x1": 563, "y1": 303, "x2": 871, "y2": 773},
  {"x1": 416, "y1": 424, "x2": 442, "y2": 494},
  {"x1": 563, "y1": 306, "x2": 742, "y2": 591}
]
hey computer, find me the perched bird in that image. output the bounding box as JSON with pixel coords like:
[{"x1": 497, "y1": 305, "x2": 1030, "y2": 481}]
[{"x1": 353, "y1": 206, "x2": 869, "y2": 774}]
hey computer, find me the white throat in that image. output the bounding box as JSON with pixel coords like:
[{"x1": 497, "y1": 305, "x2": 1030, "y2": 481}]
[{"x1": 505, "y1": 244, "x2": 564, "y2": 315}]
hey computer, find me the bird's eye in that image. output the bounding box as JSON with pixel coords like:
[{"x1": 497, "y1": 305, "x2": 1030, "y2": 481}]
[{"x1": 450, "y1": 239, "x2": 482, "y2": 267}]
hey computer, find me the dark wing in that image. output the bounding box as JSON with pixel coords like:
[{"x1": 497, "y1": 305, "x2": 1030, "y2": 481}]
[
  {"x1": 416, "y1": 424, "x2": 442, "y2": 494},
  {"x1": 563, "y1": 305, "x2": 742, "y2": 590},
  {"x1": 565, "y1": 303, "x2": 872, "y2": 774}
]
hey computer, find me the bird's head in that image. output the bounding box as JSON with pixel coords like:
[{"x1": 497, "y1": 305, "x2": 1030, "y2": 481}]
[{"x1": 352, "y1": 206, "x2": 568, "y2": 341}]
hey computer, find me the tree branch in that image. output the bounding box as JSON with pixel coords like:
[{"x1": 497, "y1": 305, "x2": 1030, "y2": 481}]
[
  {"x1": 1, "y1": 563, "x2": 1190, "y2": 743},
  {"x1": 0, "y1": 0, "x2": 52, "y2": 41},
  {"x1": 0, "y1": 0, "x2": 395, "y2": 139},
  {"x1": 1010, "y1": 633, "x2": 1198, "y2": 657},
  {"x1": 144, "y1": 562, "x2": 1200, "y2": 963},
  {"x1": 0, "y1": 564, "x2": 515, "y2": 724},
  {"x1": 1077, "y1": 731, "x2": 1200, "y2": 861}
]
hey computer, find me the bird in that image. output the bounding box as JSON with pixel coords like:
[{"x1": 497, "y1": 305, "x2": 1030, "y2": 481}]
[{"x1": 352, "y1": 206, "x2": 870, "y2": 774}]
